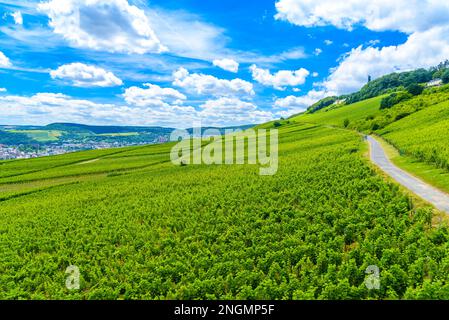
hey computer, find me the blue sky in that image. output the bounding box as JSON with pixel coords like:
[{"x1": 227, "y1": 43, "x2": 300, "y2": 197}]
[{"x1": 0, "y1": 0, "x2": 448, "y2": 127}]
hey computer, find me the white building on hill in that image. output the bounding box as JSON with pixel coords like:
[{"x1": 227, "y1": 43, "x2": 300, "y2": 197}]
[{"x1": 427, "y1": 79, "x2": 443, "y2": 87}]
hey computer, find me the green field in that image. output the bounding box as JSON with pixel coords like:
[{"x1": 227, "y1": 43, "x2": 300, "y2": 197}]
[
  {"x1": 292, "y1": 85, "x2": 449, "y2": 195},
  {"x1": 291, "y1": 96, "x2": 385, "y2": 128},
  {"x1": 2, "y1": 122, "x2": 449, "y2": 299},
  {"x1": 7, "y1": 130, "x2": 63, "y2": 142}
]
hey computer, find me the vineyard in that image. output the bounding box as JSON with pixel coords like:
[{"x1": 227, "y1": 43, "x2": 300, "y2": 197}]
[
  {"x1": 2, "y1": 122, "x2": 449, "y2": 299},
  {"x1": 295, "y1": 84, "x2": 449, "y2": 194},
  {"x1": 380, "y1": 98, "x2": 449, "y2": 170}
]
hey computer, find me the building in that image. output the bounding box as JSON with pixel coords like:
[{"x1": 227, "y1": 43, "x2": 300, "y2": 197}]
[{"x1": 427, "y1": 79, "x2": 443, "y2": 87}]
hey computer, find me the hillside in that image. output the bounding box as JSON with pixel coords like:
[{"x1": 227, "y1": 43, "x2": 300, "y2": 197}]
[
  {"x1": 3, "y1": 67, "x2": 449, "y2": 300},
  {"x1": 2, "y1": 119, "x2": 449, "y2": 299},
  {"x1": 291, "y1": 81, "x2": 449, "y2": 195}
]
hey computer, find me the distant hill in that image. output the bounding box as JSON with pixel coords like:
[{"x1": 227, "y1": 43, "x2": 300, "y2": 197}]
[
  {"x1": 45, "y1": 123, "x2": 174, "y2": 135},
  {"x1": 0, "y1": 122, "x2": 256, "y2": 147},
  {"x1": 45, "y1": 123, "x2": 255, "y2": 135}
]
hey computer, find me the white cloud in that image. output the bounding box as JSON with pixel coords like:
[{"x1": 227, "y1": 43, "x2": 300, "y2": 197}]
[
  {"x1": 123, "y1": 83, "x2": 186, "y2": 107},
  {"x1": 213, "y1": 58, "x2": 239, "y2": 73},
  {"x1": 275, "y1": 47, "x2": 307, "y2": 60},
  {"x1": 314, "y1": 48, "x2": 322, "y2": 56},
  {"x1": 323, "y1": 26, "x2": 449, "y2": 94},
  {"x1": 276, "y1": 1, "x2": 449, "y2": 96},
  {"x1": 50, "y1": 63, "x2": 123, "y2": 87},
  {"x1": 249, "y1": 65, "x2": 309, "y2": 90},
  {"x1": 0, "y1": 92, "x2": 272, "y2": 128},
  {"x1": 146, "y1": 8, "x2": 227, "y2": 61},
  {"x1": 198, "y1": 97, "x2": 273, "y2": 127},
  {"x1": 38, "y1": 0, "x2": 167, "y2": 54},
  {"x1": 274, "y1": 90, "x2": 330, "y2": 117},
  {"x1": 0, "y1": 92, "x2": 198, "y2": 127},
  {"x1": 0, "y1": 51, "x2": 12, "y2": 68},
  {"x1": 274, "y1": 0, "x2": 449, "y2": 34},
  {"x1": 312, "y1": 72, "x2": 319, "y2": 77},
  {"x1": 324, "y1": 39, "x2": 333, "y2": 45},
  {"x1": 11, "y1": 11, "x2": 23, "y2": 25},
  {"x1": 173, "y1": 67, "x2": 254, "y2": 97},
  {"x1": 0, "y1": 88, "x2": 7, "y2": 92}
]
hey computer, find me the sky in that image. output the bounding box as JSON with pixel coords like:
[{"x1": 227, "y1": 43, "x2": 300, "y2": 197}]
[{"x1": 0, "y1": 0, "x2": 448, "y2": 128}]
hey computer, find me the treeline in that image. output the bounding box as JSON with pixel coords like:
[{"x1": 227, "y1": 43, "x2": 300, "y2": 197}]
[
  {"x1": 307, "y1": 61, "x2": 449, "y2": 114},
  {"x1": 0, "y1": 130, "x2": 36, "y2": 146}
]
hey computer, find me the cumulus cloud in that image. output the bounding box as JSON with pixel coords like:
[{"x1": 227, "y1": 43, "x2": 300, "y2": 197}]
[
  {"x1": 0, "y1": 88, "x2": 7, "y2": 92},
  {"x1": 274, "y1": 90, "x2": 330, "y2": 117},
  {"x1": 146, "y1": 8, "x2": 228, "y2": 61},
  {"x1": 123, "y1": 83, "x2": 186, "y2": 107},
  {"x1": 275, "y1": 0, "x2": 449, "y2": 97},
  {"x1": 324, "y1": 39, "x2": 333, "y2": 45},
  {"x1": 213, "y1": 58, "x2": 239, "y2": 73},
  {"x1": 0, "y1": 51, "x2": 12, "y2": 68},
  {"x1": 11, "y1": 11, "x2": 23, "y2": 25},
  {"x1": 274, "y1": 0, "x2": 449, "y2": 34},
  {"x1": 323, "y1": 26, "x2": 449, "y2": 94},
  {"x1": 38, "y1": 0, "x2": 167, "y2": 54},
  {"x1": 249, "y1": 65, "x2": 309, "y2": 90},
  {"x1": 314, "y1": 48, "x2": 322, "y2": 56},
  {"x1": 173, "y1": 67, "x2": 254, "y2": 97},
  {"x1": 0, "y1": 92, "x2": 273, "y2": 128},
  {"x1": 198, "y1": 97, "x2": 273, "y2": 126},
  {"x1": 0, "y1": 92, "x2": 199, "y2": 127},
  {"x1": 50, "y1": 63, "x2": 123, "y2": 87}
]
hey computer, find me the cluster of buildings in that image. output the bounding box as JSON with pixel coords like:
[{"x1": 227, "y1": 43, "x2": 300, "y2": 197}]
[
  {"x1": 0, "y1": 145, "x2": 63, "y2": 160},
  {"x1": 0, "y1": 136, "x2": 170, "y2": 160}
]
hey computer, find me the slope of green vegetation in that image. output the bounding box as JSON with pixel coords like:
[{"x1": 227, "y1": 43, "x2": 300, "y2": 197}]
[
  {"x1": 305, "y1": 61, "x2": 449, "y2": 115},
  {"x1": 7, "y1": 130, "x2": 63, "y2": 142},
  {"x1": 0, "y1": 130, "x2": 37, "y2": 145},
  {"x1": 291, "y1": 96, "x2": 384, "y2": 128},
  {"x1": 2, "y1": 122, "x2": 449, "y2": 299},
  {"x1": 292, "y1": 82, "x2": 449, "y2": 196},
  {"x1": 380, "y1": 98, "x2": 449, "y2": 170}
]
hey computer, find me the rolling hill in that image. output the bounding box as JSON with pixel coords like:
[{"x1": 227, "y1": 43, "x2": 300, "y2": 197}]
[{"x1": 3, "y1": 68, "x2": 449, "y2": 300}]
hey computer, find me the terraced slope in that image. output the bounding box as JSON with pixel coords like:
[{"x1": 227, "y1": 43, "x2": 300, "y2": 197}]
[{"x1": 2, "y1": 123, "x2": 449, "y2": 299}]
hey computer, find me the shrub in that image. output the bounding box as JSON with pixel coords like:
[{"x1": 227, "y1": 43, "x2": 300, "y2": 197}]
[
  {"x1": 406, "y1": 84, "x2": 424, "y2": 96},
  {"x1": 380, "y1": 92, "x2": 412, "y2": 110},
  {"x1": 442, "y1": 70, "x2": 449, "y2": 84}
]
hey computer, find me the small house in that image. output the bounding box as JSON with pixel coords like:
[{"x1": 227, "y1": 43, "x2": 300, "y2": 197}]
[{"x1": 426, "y1": 79, "x2": 443, "y2": 87}]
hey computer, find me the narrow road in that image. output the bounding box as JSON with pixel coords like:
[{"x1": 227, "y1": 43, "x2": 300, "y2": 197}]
[{"x1": 367, "y1": 135, "x2": 449, "y2": 214}]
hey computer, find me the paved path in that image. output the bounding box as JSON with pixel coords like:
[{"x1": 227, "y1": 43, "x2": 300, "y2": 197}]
[{"x1": 367, "y1": 135, "x2": 449, "y2": 214}]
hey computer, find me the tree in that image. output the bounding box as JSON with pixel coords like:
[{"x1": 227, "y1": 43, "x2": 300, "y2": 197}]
[
  {"x1": 442, "y1": 70, "x2": 449, "y2": 84},
  {"x1": 406, "y1": 84, "x2": 424, "y2": 96},
  {"x1": 343, "y1": 119, "x2": 350, "y2": 128}
]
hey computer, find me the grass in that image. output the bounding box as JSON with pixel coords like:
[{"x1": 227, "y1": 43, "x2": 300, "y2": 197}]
[
  {"x1": 292, "y1": 91, "x2": 449, "y2": 209},
  {"x1": 373, "y1": 134, "x2": 449, "y2": 196},
  {"x1": 290, "y1": 96, "x2": 384, "y2": 128},
  {"x1": 3, "y1": 122, "x2": 449, "y2": 299},
  {"x1": 7, "y1": 130, "x2": 63, "y2": 142}
]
